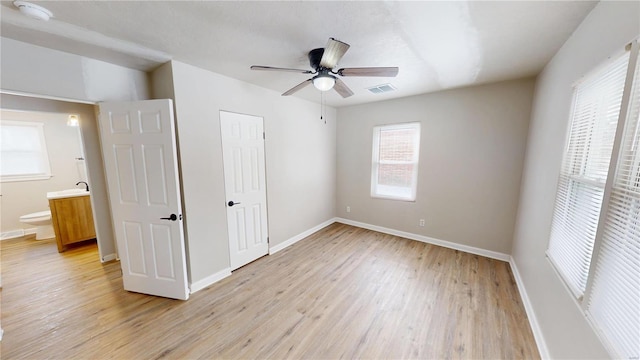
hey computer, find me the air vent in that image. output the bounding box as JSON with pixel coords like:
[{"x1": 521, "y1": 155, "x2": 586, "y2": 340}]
[{"x1": 367, "y1": 83, "x2": 397, "y2": 94}]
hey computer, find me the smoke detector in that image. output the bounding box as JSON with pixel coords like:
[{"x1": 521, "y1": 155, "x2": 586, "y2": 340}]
[{"x1": 13, "y1": 1, "x2": 53, "y2": 21}]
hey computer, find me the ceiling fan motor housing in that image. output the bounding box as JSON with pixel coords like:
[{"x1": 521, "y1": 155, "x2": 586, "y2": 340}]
[{"x1": 308, "y1": 48, "x2": 325, "y2": 71}]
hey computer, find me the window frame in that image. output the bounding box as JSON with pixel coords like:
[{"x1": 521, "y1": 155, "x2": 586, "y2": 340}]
[
  {"x1": 0, "y1": 120, "x2": 52, "y2": 182},
  {"x1": 547, "y1": 40, "x2": 640, "y2": 359},
  {"x1": 370, "y1": 122, "x2": 421, "y2": 202},
  {"x1": 546, "y1": 50, "x2": 631, "y2": 299}
]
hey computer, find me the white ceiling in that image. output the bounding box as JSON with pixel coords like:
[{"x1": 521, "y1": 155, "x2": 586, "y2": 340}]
[{"x1": 1, "y1": 1, "x2": 597, "y2": 107}]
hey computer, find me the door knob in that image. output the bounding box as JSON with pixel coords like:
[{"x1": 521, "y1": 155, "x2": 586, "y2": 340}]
[
  {"x1": 228, "y1": 201, "x2": 241, "y2": 207},
  {"x1": 160, "y1": 214, "x2": 179, "y2": 221}
]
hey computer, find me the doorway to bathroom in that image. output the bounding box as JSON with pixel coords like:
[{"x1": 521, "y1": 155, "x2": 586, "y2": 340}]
[{"x1": 0, "y1": 92, "x2": 117, "y2": 262}]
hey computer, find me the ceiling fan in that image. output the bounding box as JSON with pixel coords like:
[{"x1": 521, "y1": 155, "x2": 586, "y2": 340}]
[{"x1": 251, "y1": 38, "x2": 399, "y2": 98}]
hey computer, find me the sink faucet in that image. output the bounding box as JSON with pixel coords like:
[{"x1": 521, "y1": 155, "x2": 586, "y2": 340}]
[{"x1": 76, "y1": 181, "x2": 89, "y2": 191}]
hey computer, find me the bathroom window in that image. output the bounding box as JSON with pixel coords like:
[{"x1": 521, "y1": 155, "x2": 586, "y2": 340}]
[{"x1": 0, "y1": 120, "x2": 52, "y2": 182}]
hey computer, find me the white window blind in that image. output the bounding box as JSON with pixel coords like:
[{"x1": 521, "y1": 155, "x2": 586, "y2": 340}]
[
  {"x1": 371, "y1": 123, "x2": 420, "y2": 201},
  {"x1": 548, "y1": 52, "x2": 630, "y2": 298},
  {"x1": 0, "y1": 121, "x2": 52, "y2": 182},
  {"x1": 587, "y1": 47, "x2": 640, "y2": 359}
]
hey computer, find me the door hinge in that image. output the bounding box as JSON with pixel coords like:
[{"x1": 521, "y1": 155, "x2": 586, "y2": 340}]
[
  {"x1": 263, "y1": 132, "x2": 265, "y2": 140},
  {"x1": 267, "y1": 236, "x2": 269, "y2": 244}
]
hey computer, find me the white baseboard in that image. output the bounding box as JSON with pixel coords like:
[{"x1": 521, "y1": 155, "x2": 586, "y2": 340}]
[
  {"x1": 509, "y1": 256, "x2": 550, "y2": 359},
  {"x1": 335, "y1": 218, "x2": 510, "y2": 262},
  {"x1": 101, "y1": 253, "x2": 118, "y2": 263},
  {"x1": 1, "y1": 229, "x2": 25, "y2": 240},
  {"x1": 269, "y1": 217, "x2": 338, "y2": 255},
  {"x1": 24, "y1": 228, "x2": 36, "y2": 235},
  {"x1": 189, "y1": 267, "x2": 232, "y2": 294}
]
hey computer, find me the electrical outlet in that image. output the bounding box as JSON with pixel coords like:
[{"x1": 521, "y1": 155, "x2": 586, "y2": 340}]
[
  {"x1": 346, "y1": 206, "x2": 351, "y2": 213},
  {"x1": 419, "y1": 219, "x2": 425, "y2": 227}
]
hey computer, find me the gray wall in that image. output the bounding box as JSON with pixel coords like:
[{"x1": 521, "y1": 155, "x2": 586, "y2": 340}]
[
  {"x1": 511, "y1": 1, "x2": 640, "y2": 358},
  {"x1": 153, "y1": 61, "x2": 337, "y2": 285},
  {"x1": 1, "y1": 38, "x2": 149, "y2": 102},
  {"x1": 336, "y1": 79, "x2": 534, "y2": 255}
]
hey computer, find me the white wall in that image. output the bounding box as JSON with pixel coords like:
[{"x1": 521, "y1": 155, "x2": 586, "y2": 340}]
[
  {"x1": 152, "y1": 61, "x2": 337, "y2": 285},
  {"x1": 511, "y1": 1, "x2": 640, "y2": 358},
  {"x1": 1, "y1": 37, "x2": 149, "y2": 102},
  {"x1": 0, "y1": 109, "x2": 84, "y2": 236},
  {"x1": 336, "y1": 79, "x2": 534, "y2": 255}
]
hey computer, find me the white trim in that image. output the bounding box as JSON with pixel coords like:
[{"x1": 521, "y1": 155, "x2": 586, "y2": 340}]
[
  {"x1": 189, "y1": 267, "x2": 232, "y2": 294},
  {"x1": 269, "y1": 218, "x2": 337, "y2": 255},
  {"x1": 0, "y1": 89, "x2": 97, "y2": 105},
  {"x1": 1, "y1": 229, "x2": 25, "y2": 240},
  {"x1": 101, "y1": 253, "x2": 117, "y2": 263},
  {"x1": 2, "y1": 228, "x2": 39, "y2": 240},
  {"x1": 509, "y1": 257, "x2": 550, "y2": 359},
  {"x1": 0, "y1": 328, "x2": 3, "y2": 342},
  {"x1": 335, "y1": 218, "x2": 510, "y2": 261}
]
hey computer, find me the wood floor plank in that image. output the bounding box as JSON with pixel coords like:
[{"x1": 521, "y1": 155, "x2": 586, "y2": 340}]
[{"x1": 1, "y1": 224, "x2": 539, "y2": 359}]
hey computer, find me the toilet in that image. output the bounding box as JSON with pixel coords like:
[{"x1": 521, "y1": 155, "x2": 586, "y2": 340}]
[{"x1": 19, "y1": 211, "x2": 54, "y2": 240}]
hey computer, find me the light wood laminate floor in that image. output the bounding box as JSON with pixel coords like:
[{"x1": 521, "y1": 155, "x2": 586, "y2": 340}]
[{"x1": 1, "y1": 223, "x2": 539, "y2": 359}]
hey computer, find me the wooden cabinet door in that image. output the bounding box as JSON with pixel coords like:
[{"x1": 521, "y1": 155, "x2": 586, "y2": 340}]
[{"x1": 51, "y1": 196, "x2": 96, "y2": 247}]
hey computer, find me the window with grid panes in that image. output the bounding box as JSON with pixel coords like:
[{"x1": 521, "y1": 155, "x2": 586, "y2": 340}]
[{"x1": 371, "y1": 123, "x2": 420, "y2": 201}]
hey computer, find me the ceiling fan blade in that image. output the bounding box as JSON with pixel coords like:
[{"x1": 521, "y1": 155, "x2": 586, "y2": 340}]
[
  {"x1": 333, "y1": 78, "x2": 354, "y2": 98},
  {"x1": 251, "y1": 65, "x2": 312, "y2": 74},
  {"x1": 320, "y1": 38, "x2": 350, "y2": 69},
  {"x1": 282, "y1": 79, "x2": 313, "y2": 96},
  {"x1": 338, "y1": 67, "x2": 399, "y2": 77}
]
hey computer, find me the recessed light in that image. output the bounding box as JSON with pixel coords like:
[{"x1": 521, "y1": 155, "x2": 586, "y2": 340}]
[{"x1": 13, "y1": 1, "x2": 53, "y2": 21}]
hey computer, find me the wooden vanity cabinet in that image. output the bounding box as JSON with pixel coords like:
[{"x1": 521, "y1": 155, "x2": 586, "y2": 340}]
[{"x1": 49, "y1": 195, "x2": 96, "y2": 252}]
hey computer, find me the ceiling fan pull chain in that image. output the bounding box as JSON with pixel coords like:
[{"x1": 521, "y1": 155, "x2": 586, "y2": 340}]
[
  {"x1": 320, "y1": 91, "x2": 323, "y2": 122},
  {"x1": 321, "y1": 91, "x2": 326, "y2": 124}
]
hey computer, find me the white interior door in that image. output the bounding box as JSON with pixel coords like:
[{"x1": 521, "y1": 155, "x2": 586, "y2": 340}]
[
  {"x1": 98, "y1": 100, "x2": 189, "y2": 300},
  {"x1": 220, "y1": 111, "x2": 269, "y2": 270}
]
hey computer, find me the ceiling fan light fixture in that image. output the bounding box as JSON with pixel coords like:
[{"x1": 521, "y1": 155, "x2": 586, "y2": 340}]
[
  {"x1": 13, "y1": 1, "x2": 53, "y2": 21},
  {"x1": 312, "y1": 74, "x2": 336, "y2": 92}
]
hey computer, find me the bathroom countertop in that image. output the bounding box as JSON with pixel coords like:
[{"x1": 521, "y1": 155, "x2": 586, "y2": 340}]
[{"x1": 47, "y1": 189, "x2": 91, "y2": 200}]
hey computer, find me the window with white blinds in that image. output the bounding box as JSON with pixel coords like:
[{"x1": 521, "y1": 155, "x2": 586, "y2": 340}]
[
  {"x1": 548, "y1": 41, "x2": 640, "y2": 359},
  {"x1": 371, "y1": 123, "x2": 420, "y2": 201},
  {"x1": 587, "y1": 46, "x2": 640, "y2": 360},
  {"x1": 547, "y1": 51, "x2": 630, "y2": 298},
  {"x1": 0, "y1": 121, "x2": 52, "y2": 182}
]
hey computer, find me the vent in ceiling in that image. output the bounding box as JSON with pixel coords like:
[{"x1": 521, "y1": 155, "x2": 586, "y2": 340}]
[{"x1": 367, "y1": 83, "x2": 397, "y2": 94}]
